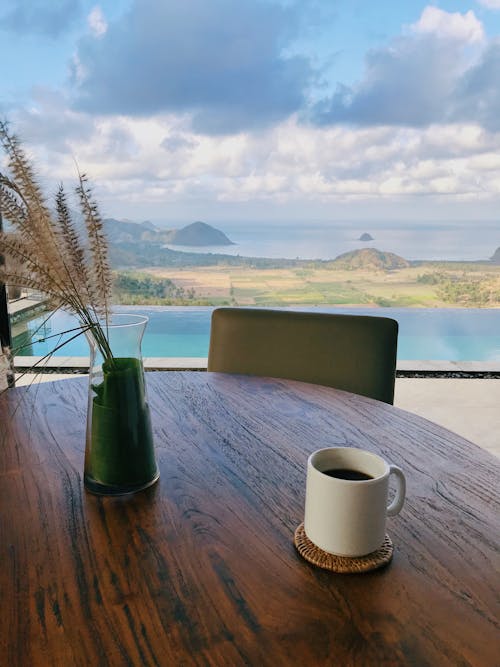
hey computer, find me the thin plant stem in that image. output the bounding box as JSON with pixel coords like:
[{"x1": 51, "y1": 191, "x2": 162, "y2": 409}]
[{"x1": 0, "y1": 122, "x2": 116, "y2": 375}]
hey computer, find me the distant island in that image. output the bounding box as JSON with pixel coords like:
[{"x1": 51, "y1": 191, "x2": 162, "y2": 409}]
[
  {"x1": 358, "y1": 233, "x2": 374, "y2": 241},
  {"x1": 103, "y1": 218, "x2": 234, "y2": 247},
  {"x1": 167, "y1": 221, "x2": 234, "y2": 246}
]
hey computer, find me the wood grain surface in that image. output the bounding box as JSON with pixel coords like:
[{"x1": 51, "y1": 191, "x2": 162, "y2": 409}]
[{"x1": 1, "y1": 372, "x2": 499, "y2": 667}]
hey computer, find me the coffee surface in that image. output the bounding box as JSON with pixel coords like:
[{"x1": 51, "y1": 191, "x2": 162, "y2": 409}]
[{"x1": 322, "y1": 468, "x2": 373, "y2": 481}]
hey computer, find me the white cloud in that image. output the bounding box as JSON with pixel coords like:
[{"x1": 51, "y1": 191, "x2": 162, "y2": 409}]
[
  {"x1": 477, "y1": 0, "x2": 500, "y2": 9},
  {"x1": 39, "y1": 115, "x2": 500, "y2": 205},
  {"x1": 314, "y1": 8, "x2": 497, "y2": 129},
  {"x1": 71, "y1": 53, "x2": 87, "y2": 84},
  {"x1": 468, "y1": 152, "x2": 500, "y2": 170},
  {"x1": 10, "y1": 89, "x2": 500, "y2": 218},
  {"x1": 87, "y1": 6, "x2": 107, "y2": 38},
  {"x1": 418, "y1": 124, "x2": 490, "y2": 158},
  {"x1": 411, "y1": 7, "x2": 484, "y2": 43}
]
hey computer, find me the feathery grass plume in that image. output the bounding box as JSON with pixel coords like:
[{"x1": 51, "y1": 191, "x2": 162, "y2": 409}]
[
  {"x1": 55, "y1": 184, "x2": 93, "y2": 304},
  {"x1": 0, "y1": 123, "x2": 67, "y2": 284},
  {"x1": 0, "y1": 121, "x2": 115, "y2": 376},
  {"x1": 76, "y1": 172, "x2": 112, "y2": 320}
]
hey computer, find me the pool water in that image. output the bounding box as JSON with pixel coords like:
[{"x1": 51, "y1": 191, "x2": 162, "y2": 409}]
[{"x1": 11, "y1": 306, "x2": 500, "y2": 361}]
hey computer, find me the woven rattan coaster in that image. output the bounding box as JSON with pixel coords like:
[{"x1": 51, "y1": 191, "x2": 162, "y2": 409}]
[{"x1": 294, "y1": 523, "x2": 393, "y2": 573}]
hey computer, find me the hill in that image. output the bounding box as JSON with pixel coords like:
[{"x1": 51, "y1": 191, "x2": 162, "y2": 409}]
[
  {"x1": 104, "y1": 218, "x2": 234, "y2": 247},
  {"x1": 103, "y1": 218, "x2": 172, "y2": 244},
  {"x1": 332, "y1": 248, "x2": 410, "y2": 270},
  {"x1": 491, "y1": 247, "x2": 500, "y2": 264},
  {"x1": 167, "y1": 221, "x2": 234, "y2": 246}
]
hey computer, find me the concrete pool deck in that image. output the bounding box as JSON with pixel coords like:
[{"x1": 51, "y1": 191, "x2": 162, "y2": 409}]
[
  {"x1": 13, "y1": 359, "x2": 500, "y2": 460},
  {"x1": 394, "y1": 378, "x2": 499, "y2": 459}
]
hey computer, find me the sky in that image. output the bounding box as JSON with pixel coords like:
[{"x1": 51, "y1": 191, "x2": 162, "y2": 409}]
[{"x1": 1, "y1": 0, "x2": 500, "y2": 226}]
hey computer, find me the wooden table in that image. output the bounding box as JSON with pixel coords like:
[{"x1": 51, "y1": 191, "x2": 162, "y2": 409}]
[{"x1": 1, "y1": 372, "x2": 499, "y2": 666}]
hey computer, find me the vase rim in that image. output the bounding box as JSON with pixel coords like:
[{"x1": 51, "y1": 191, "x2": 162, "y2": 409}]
[{"x1": 92, "y1": 313, "x2": 149, "y2": 329}]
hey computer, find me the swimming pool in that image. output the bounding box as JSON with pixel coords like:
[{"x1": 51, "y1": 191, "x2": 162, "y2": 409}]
[{"x1": 11, "y1": 306, "x2": 500, "y2": 361}]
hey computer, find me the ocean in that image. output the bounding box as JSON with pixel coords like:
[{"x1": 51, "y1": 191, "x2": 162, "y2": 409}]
[{"x1": 163, "y1": 221, "x2": 499, "y2": 262}]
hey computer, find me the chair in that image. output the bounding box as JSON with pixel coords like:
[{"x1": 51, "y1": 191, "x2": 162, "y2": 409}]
[{"x1": 208, "y1": 308, "x2": 398, "y2": 404}]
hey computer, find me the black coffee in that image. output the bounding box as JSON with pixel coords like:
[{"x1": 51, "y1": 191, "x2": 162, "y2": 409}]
[{"x1": 322, "y1": 468, "x2": 373, "y2": 481}]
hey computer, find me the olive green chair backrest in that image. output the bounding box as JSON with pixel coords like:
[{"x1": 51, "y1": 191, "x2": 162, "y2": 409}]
[{"x1": 208, "y1": 308, "x2": 398, "y2": 404}]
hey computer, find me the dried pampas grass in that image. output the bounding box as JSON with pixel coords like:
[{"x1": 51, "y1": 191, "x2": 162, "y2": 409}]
[{"x1": 0, "y1": 120, "x2": 115, "y2": 372}]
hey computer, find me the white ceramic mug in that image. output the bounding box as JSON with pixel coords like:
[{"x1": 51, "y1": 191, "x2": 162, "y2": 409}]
[{"x1": 304, "y1": 447, "x2": 406, "y2": 557}]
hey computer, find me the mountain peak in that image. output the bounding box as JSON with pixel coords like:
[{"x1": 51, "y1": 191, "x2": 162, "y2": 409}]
[
  {"x1": 168, "y1": 221, "x2": 234, "y2": 246},
  {"x1": 140, "y1": 220, "x2": 158, "y2": 232},
  {"x1": 333, "y1": 248, "x2": 409, "y2": 270}
]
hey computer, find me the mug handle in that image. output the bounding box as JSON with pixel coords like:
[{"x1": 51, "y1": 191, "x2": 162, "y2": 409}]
[{"x1": 386, "y1": 465, "x2": 406, "y2": 517}]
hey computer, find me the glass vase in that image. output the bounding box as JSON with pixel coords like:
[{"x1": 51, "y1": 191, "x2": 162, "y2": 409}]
[{"x1": 84, "y1": 313, "x2": 159, "y2": 495}]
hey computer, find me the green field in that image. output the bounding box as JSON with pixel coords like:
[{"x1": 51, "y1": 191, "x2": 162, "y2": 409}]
[{"x1": 113, "y1": 261, "x2": 500, "y2": 308}]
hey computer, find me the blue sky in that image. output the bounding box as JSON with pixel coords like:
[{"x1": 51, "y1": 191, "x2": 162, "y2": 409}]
[{"x1": 1, "y1": 0, "x2": 500, "y2": 225}]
